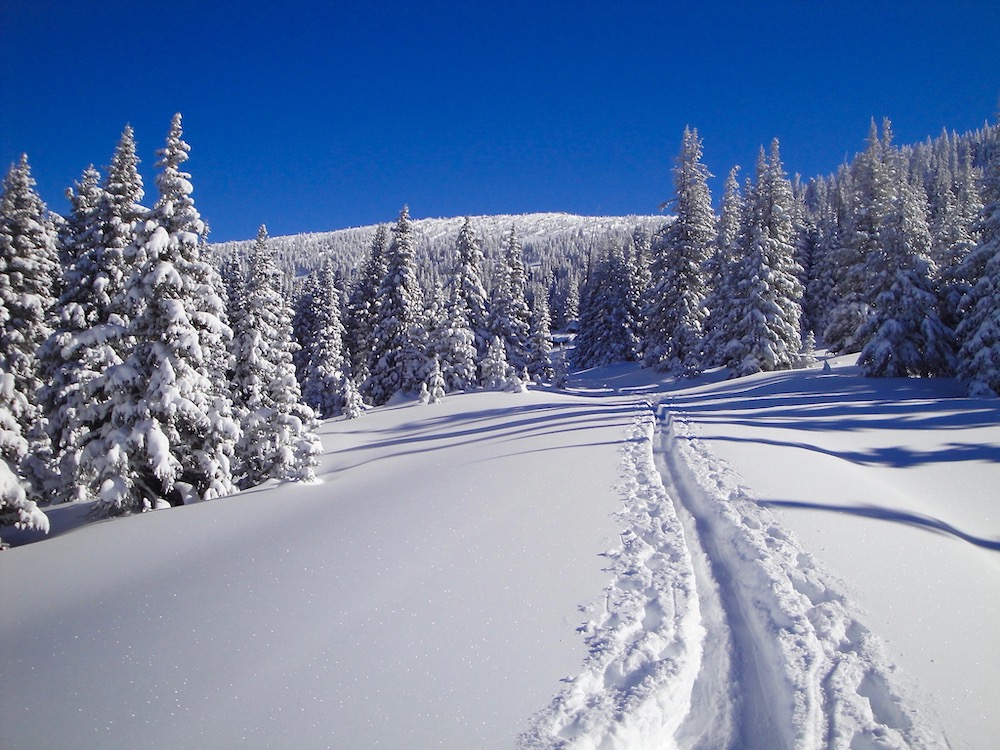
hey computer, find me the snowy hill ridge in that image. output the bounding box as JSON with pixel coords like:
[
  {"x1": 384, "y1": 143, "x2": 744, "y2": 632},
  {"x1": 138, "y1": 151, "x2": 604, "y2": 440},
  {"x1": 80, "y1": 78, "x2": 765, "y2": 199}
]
[{"x1": 211, "y1": 212, "x2": 667, "y2": 278}]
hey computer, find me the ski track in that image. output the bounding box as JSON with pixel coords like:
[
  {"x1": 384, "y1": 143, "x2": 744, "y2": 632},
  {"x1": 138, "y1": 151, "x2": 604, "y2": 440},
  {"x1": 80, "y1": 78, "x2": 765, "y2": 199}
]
[{"x1": 521, "y1": 397, "x2": 948, "y2": 749}]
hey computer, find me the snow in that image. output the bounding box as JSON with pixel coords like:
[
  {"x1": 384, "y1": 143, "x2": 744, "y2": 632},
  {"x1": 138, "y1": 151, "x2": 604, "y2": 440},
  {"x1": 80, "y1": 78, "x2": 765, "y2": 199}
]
[{"x1": 2, "y1": 356, "x2": 998, "y2": 749}]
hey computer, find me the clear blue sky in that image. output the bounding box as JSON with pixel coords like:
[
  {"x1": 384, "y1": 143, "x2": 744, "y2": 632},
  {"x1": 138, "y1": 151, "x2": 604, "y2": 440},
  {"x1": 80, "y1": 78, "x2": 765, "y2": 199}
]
[{"x1": 2, "y1": 1, "x2": 998, "y2": 242}]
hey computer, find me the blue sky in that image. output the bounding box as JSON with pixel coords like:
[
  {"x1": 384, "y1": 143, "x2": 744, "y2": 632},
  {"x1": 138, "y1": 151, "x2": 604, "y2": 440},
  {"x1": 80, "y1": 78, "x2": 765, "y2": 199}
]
[{"x1": 2, "y1": 1, "x2": 998, "y2": 242}]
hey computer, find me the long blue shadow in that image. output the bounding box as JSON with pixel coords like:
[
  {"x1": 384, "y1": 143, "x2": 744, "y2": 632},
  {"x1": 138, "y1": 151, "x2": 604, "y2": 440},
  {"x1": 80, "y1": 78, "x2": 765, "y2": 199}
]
[{"x1": 761, "y1": 499, "x2": 1000, "y2": 551}]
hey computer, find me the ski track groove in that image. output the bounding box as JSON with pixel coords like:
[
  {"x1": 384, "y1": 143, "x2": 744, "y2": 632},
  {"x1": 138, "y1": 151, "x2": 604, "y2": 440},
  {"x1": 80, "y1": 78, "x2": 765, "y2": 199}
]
[{"x1": 520, "y1": 398, "x2": 948, "y2": 750}]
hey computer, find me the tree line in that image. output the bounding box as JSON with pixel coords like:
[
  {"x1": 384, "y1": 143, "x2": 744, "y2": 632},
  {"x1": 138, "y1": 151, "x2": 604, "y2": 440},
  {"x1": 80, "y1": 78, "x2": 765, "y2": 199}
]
[{"x1": 3, "y1": 113, "x2": 999, "y2": 544}]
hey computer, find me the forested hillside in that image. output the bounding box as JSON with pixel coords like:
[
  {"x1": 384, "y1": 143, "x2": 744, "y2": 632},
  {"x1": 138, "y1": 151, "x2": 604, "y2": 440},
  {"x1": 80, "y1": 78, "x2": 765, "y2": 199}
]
[{"x1": 2, "y1": 112, "x2": 999, "y2": 546}]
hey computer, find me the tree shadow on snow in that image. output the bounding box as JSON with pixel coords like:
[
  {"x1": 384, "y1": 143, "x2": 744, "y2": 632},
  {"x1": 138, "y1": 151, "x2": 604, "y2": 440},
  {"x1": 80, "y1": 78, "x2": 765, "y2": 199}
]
[{"x1": 761, "y1": 499, "x2": 1000, "y2": 551}]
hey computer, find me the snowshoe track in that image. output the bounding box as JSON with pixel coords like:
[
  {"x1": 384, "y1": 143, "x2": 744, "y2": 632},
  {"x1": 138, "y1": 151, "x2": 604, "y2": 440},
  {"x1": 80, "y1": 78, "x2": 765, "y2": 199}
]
[{"x1": 521, "y1": 401, "x2": 947, "y2": 749}]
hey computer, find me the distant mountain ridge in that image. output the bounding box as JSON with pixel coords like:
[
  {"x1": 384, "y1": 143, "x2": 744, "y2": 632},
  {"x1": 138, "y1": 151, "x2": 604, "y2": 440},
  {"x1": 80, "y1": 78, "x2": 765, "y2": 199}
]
[{"x1": 211, "y1": 212, "x2": 669, "y2": 282}]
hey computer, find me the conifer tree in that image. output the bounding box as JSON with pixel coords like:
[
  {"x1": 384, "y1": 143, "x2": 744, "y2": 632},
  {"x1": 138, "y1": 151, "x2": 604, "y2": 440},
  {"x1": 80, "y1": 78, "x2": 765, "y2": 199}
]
[
  {"x1": 643, "y1": 126, "x2": 715, "y2": 375},
  {"x1": 825, "y1": 120, "x2": 896, "y2": 353},
  {"x1": 526, "y1": 292, "x2": 554, "y2": 383},
  {"x1": 575, "y1": 246, "x2": 643, "y2": 368},
  {"x1": 427, "y1": 283, "x2": 478, "y2": 392},
  {"x1": 91, "y1": 114, "x2": 238, "y2": 515},
  {"x1": 365, "y1": 206, "x2": 427, "y2": 404},
  {"x1": 489, "y1": 224, "x2": 531, "y2": 370},
  {"x1": 724, "y1": 141, "x2": 805, "y2": 376},
  {"x1": 0, "y1": 366, "x2": 49, "y2": 546},
  {"x1": 0, "y1": 154, "x2": 60, "y2": 499},
  {"x1": 480, "y1": 335, "x2": 523, "y2": 392},
  {"x1": 955, "y1": 132, "x2": 1000, "y2": 396},
  {"x1": 450, "y1": 217, "x2": 491, "y2": 356},
  {"x1": 346, "y1": 225, "x2": 389, "y2": 381},
  {"x1": 297, "y1": 261, "x2": 348, "y2": 417},
  {"x1": 703, "y1": 166, "x2": 742, "y2": 366},
  {"x1": 231, "y1": 225, "x2": 321, "y2": 487},
  {"x1": 857, "y1": 162, "x2": 954, "y2": 377}
]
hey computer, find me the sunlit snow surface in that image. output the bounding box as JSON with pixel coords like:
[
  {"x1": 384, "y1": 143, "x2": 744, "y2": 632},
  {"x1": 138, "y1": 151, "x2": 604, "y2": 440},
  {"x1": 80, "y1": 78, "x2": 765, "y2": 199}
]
[{"x1": 2, "y1": 356, "x2": 998, "y2": 749}]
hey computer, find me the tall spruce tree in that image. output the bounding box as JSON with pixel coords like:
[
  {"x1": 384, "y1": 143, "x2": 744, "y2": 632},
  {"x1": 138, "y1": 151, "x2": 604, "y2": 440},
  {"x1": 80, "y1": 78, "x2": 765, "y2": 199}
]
[
  {"x1": 955, "y1": 129, "x2": 1000, "y2": 396},
  {"x1": 0, "y1": 365, "x2": 49, "y2": 545},
  {"x1": 489, "y1": 224, "x2": 531, "y2": 371},
  {"x1": 297, "y1": 260, "x2": 348, "y2": 417},
  {"x1": 91, "y1": 114, "x2": 238, "y2": 516},
  {"x1": 643, "y1": 126, "x2": 715, "y2": 375},
  {"x1": 231, "y1": 225, "x2": 321, "y2": 487},
  {"x1": 703, "y1": 166, "x2": 743, "y2": 366},
  {"x1": 724, "y1": 141, "x2": 805, "y2": 376},
  {"x1": 857, "y1": 159, "x2": 954, "y2": 377},
  {"x1": 365, "y1": 206, "x2": 427, "y2": 405},
  {"x1": 345, "y1": 225, "x2": 389, "y2": 381},
  {"x1": 0, "y1": 154, "x2": 60, "y2": 500},
  {"x1": 450, "y1": 217, "x2": 491, "y2": 356}
]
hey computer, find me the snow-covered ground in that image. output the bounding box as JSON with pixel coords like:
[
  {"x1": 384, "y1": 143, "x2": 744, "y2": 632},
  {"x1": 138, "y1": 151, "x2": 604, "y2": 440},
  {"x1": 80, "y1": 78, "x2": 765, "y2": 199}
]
[{"x1": 2, "y1": 356, "x2": 998, "y2": 749}]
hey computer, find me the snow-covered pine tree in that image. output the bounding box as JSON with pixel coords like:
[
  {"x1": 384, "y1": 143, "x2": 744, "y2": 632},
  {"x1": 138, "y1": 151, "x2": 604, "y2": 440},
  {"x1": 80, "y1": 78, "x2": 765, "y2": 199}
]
[
  {"x1": 0, "y1": 154, "x2": 60, "y2": 500},
  {"x1": 421, "y1": 356, "x2": 446, "y2": 404},
  {"x1": 932, "y1": 147, "x2": 984, "y2": 330},
  {"x1": 643, "y1": 126, "x2": 715, "y2": 376},
  {"x1": 37, "y1": 166, "x2": 111, "y2": 503},
  {"x1": 574, "y1": 245, "x2": 643, "y2": 368},
  {"x1": 480, "y1": 335, "x2": 523, "y2": 392},
  {"x1": 488, "y1": 224, "x2": 531, "y2": 371},
  {"x1": 0, "y1": 365, "x2": 48, "y2": 546},
  {"x1": 955, "y1": 128, "x2": 1000, "y2": 396},
  {"x1": 526, "y1": 292, "x2": 554, "y2": 383},
  {"x1": 345, "y1": 224, "x2": 389, "y2": 382},
  {"x1": 724, "y1": 140, "x2": 805, "y2": 376},
  {"x1": 91, "y1": 114, "x2": 239, "y2": 515},
  {"x1": 365, "y1": 206, "x2": 428, "y2": 405},
  {"x1": 427, "y1": 282, "x2": 477, "y2": 392},
  {"x1": 703, "y1": 165, "x2": 742, "y2": 366},
  {"x1": 231, "y1": 225, "x2": 321, "y2": 487},
  {"x1": 450, "y1": 217, "x2": 491, "y2": 357},
  {"x1": 297, "y1": 260, "x2": 349, "y2": 417},
  {"x1": 825, "y1": 120, "x2": 897, "y2": 353},
  {"x1": 340, "y1": 376, "x2": 366, "y2": 419},
  {"x1": 857, "y1": 159, "x2": 955, "y2": 378}
]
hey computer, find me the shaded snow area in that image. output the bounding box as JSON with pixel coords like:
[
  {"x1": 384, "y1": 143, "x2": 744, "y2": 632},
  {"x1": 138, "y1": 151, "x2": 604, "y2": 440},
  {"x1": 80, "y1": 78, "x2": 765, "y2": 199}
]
[{"x1": 3, "y1": 357, "x2": 998, "y2": 749}]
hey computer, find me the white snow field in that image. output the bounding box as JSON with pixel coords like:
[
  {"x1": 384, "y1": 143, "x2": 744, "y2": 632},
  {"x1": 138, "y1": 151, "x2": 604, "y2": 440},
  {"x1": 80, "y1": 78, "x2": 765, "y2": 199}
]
[{"x1": 2, "y1": 356, "x2": 998, "y2": 749}]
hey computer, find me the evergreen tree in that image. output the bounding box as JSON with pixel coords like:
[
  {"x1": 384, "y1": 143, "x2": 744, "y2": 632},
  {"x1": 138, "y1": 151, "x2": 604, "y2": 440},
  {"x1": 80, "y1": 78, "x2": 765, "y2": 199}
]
[
  {"x1": 955, "y1": 132, "x2": 1000, "y2": 396},
  {"x1": 297, "y1": 261, "x2": 348, "y2": 417},
  {"x1": 0, "y1": 154, "x2": 60, "y2": 500},
  {"x1": 428, "y1": 283, "x2": 478, "y2": 392},
  {"x1": 345, "y1": 225, "x2": 389, "y2": 382},
  {"x1": 489, "y1": 224, "x2": 531, "y2": 370},
  {"x1": 575, "y1": 246, "x2": 643, "y2": 368},
  {"x1": 365, "y1": 206, "x2": 427, "y2": 404},
  {"x1": 420, "y1": 356, "x2": 446, "y2": 404},
  {"x1": 37, "y1": 166, "x2": 111, "y2": 503},
  {"x1": 480, "y1": 335, "x2": 523, "y2": 392},
  {"x1": 857, "y1": 162, "x2": 954, "y2": 377},
  {"x1": 643, "y1": 126, "x2": 715, "y2": 375},
  {"x1": 341, "y1": 376, "x2": 366, "y2": 419},
  {"x1": 703, "y1": 166, "x2": 743, "y2": 366},
  {"x1": 724, "y1": 141, "x2": 805, "y2": 376},
  {"x1": 231, "y1": 225, "x2": 321, "y2": 487},
  {"x1": 0, "y1": 366, "x2": 49, "y2": 546},
  {"x1": 450, "y1": 217, "x2": 491, "y2": 356},
  {"x1": 526, "y1": 292, "x2": 554, "y2": 383},
  {"x1": 91, "y1": 114, "x2": 239, "y2": 516},
  {"x1": 825, "y1": 120, "x2": 896, "y2": 353}
]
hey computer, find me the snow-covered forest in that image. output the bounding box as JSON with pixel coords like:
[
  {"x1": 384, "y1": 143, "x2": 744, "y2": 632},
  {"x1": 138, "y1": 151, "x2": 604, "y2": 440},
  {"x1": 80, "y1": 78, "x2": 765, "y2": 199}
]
[
  {"x1": 2, "y1": 111, "x2": 1000, "y2": 748},
  {"x1": 2, "y1": 110, "x2": 999, "y2": 540}
]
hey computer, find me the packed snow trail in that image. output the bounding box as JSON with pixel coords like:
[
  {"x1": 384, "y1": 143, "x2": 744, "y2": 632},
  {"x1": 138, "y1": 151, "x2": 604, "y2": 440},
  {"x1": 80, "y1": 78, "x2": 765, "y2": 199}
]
[{"x1": 522, "y1": 399, "x2": 948, "y2": 749}]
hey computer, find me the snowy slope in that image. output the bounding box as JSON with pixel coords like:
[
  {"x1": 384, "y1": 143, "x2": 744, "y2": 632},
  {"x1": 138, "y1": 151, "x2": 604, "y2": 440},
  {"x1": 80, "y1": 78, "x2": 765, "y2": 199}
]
[{"x1": 3, "y1": 359, "x2": 998, "y2": 749}]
